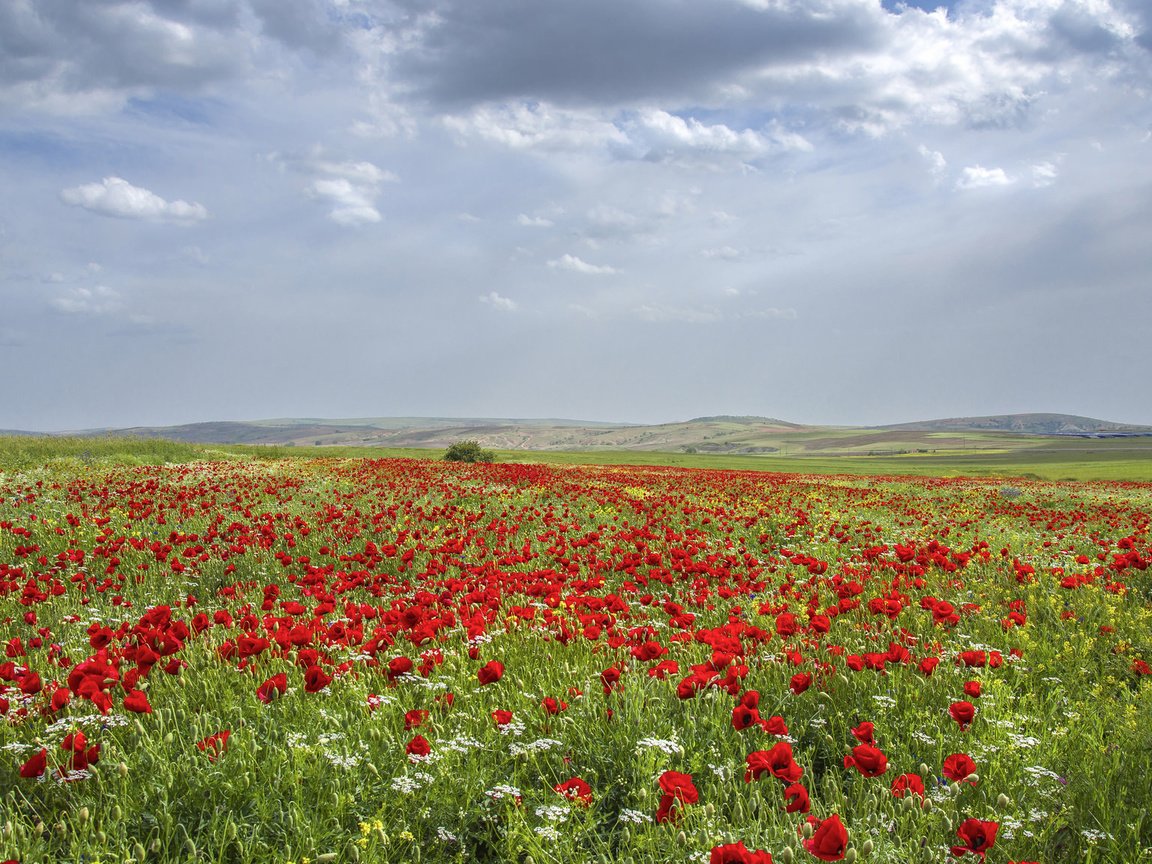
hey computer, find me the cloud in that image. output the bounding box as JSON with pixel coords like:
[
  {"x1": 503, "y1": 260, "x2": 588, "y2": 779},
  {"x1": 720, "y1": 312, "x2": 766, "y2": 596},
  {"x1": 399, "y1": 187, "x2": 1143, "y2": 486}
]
[
  {"x1": 548, "y1": 253, "x2": 619, "y2": 275},
  {"x1": 955, "y1": 165, "x2": 1015, "y2": 189},
  {"x1": 625, "y1": 108, "x2": 810, "y2": 161},
  {"x1": 517, "y1": 214, "x2": 554, "y2": 227},
  {"x1": 50, "y1": 284, "x2": 123, "y2": 315},
  {"x1": 443, "y1": 102, "x2": 627, "y2": 151},
  {"x1": 302, "y1": 158, "x2": 397, "y2": 226},
  {"x1": 700, "y1": 246, "x2": 746, "y2": 260},
  {"x1": 60, "y1": 177, "x2": 208, "y2": 223},
  {"x1": 479, "y1": 290, "x2": 518, "y2": 311},
  {"x1": 918, "y1": 144, "x2": 948, "y2": 176},
  {"x1": 1031, "y1": 161, "x2": 1059, "y2": 187}
]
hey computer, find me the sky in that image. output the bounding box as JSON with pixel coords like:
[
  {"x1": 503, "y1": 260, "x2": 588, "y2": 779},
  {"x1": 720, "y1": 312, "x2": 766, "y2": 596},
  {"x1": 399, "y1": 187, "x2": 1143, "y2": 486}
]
[{"x1": 2, "y1": 0, "x2": 1151, "y2": 431}]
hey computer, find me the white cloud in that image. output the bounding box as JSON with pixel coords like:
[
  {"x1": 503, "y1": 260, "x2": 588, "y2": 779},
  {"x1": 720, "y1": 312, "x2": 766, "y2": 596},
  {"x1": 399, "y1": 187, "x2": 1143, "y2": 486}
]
[
  {"x1": 548, "y1": 253, "x2": 619, "y2": 275},
  {"x1": 627, "y1": 109, "x2": 810, "y2": 160},
  {"x1": 50, "y1": 284, "x2": 123, "y2": 315},
  {"x1": 479, "y1": 291, "x2": 518, "y2": 311},
  {"x1": 60, "y1": 177, "x2": 207, "y2": 223},
  {"x1": 444, "y1": 102, "x2": 627, "y2": 152},
  {"x1": 1031, "y1": 161, "x2": 1059, "y2": 187},
  {"x1": 918, "y1": 145, "x2": 948, "y2": 176},
  {"x1": 701, "y1": 245, "x2": 746, "y2": 260},
  {"x1": 955, "y1": 165, "x2": 1015, "y2": 189},
  {"x1": 517, "y1": 214, "x2": 554, "y2": 227},
  {"x1": 635, "y1": 304, "x2": 724, "y2": 324},
  {"x1": 304, "y1": 158, "x2": 396, "y2": 226}
]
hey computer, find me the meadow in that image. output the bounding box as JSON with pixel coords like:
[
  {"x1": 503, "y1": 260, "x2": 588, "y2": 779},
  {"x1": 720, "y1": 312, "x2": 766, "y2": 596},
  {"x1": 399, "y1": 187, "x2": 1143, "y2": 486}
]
[{"x1": 1, "y1": 440, "x2": 1150, "y2": 863}]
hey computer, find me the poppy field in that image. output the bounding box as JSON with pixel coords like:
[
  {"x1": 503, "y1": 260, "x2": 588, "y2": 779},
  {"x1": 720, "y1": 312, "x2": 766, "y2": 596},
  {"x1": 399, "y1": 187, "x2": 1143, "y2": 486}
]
[{"x1": 1, "y1": 456, "x2": 1150, "y2": 864}]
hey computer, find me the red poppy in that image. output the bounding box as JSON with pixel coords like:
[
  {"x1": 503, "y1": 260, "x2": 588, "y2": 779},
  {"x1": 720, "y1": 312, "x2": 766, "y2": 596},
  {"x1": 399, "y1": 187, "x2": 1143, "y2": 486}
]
[
  {"x1": 197, "y1": 730, "x2": 231, "y2": 762},
  {"x1": 658, "y1": 770, "x2": 699, "y2": 804},
  {"x1": 256, "y1": 672, "x2": 287, "y2": 703},
  {"x1": 20, "y1": 747, "x2": 48, "y2": 778},
  {"x1": 477, "y1": 660, "x2": 504, "y2": 685},
  {"x1": 542, "y1": 696, "x2": 567, "y2": 714},
  {"x1": 850, "y1": 721, "x2": 875, "y2": 745},
  {"x1": 963, "y1": 680, "x2": 982, "y2": 698},
  {"x1": 789, "y1": 672, "x2": 812, "y2": 695},
  {"x1": 406, "y1": 735, "x2": 431, "y2": 760},
  {"x1": 890, "y1": 773, "x2": 925, "y2": 798},
  {"x1": 784, "y1": 782, "x2": 811, "y2": 813},
  {"x1": 949, "y1": 701, "x2": 976, "y2": 730},
  {"x1": 804, "y1": 813, "x2": 849, "y2": 861},
  {"x1": 491, "y1": 709, "x2": 513, "y2": 727},
  {"x1": 951, "y1": 819, "x2": 998, "y2": 859},
  {"x1": 554, "y1": 777, "x2": 593, "y2": 805},
  {"x1": 404, "y1": 709, "x2": 429, "y2": 730},
  {"x1": 123, "y1": 689, "x2": 152, "y2": 714},
  {"x1": 843, "y1": 743, "x2": 888, "y2": 778},
  {"x1": 303, "y1": 665, "x2": 332, "y2": 693},
  {"x1": 709, "y1": 840, "x2": 775, "y2": 863},
  {"x1": 943, "y1": 753, "x2": 978, "y2": 784},
  {"x1": 745, "y1": 742, "x2": 803, "y2": 784}
]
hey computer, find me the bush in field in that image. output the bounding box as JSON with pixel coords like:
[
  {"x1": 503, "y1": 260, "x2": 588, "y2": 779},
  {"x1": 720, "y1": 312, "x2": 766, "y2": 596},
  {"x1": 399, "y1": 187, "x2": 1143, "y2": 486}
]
[{"x1": 443, "y1": 439, "x2": 496, "y2": 463}]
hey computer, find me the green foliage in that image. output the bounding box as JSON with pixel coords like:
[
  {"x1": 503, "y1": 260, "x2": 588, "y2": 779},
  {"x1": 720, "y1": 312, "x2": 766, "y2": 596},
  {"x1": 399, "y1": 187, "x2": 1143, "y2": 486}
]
[{"x1": 443, "y1": 440, "x2": 497, "y2": 463}]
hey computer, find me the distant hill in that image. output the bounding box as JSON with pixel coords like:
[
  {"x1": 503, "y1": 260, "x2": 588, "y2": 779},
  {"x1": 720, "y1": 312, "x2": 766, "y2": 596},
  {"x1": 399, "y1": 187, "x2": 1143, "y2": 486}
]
[
  {"x1": 7, "y1": 412, "x2": 1151, "y2": 456},
  {"x1": 880, "y1": 413, "x2": 1152, "y2": 436}
]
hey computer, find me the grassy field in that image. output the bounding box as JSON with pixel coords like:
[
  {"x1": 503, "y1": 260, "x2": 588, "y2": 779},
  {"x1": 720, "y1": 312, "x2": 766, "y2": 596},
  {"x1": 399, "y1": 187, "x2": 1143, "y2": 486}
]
[{"x1": 2, "y1": 434, "x2": 1150, "y2": 482}]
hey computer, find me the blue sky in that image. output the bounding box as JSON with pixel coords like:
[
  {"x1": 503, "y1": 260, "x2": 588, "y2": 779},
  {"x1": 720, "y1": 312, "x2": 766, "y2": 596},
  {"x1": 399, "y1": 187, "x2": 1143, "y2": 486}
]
[{"x1": 2, "y1": 0, "x2": 1150, "y2": 430}]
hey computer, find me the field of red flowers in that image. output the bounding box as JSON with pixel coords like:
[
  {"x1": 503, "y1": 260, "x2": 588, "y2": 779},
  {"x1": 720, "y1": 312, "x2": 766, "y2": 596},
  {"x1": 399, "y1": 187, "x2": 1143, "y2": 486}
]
[{"x1": 2, "y1": 457, "x2": 1150, "y2": 863}]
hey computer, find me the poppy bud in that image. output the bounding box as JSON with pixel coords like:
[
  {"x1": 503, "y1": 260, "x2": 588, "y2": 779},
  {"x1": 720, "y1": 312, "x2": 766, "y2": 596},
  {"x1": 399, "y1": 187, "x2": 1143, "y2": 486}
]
[
  {"x1": 921, "y1": 798, "x2": 933, "y2": 812},
  {"x1": 316, "y1": 854, "x2": 338, "y2": 863},
  {"x1": 133, "y1": 841, "x2": 146, "y2": 860},
  {"x1": 997, "y1": 793, "x2": 1011, "y2": 809},
  {"x1": 862, "y1": 839, "x2": 874, "y2": 855},
  {"x1": 918, "y1": 763, "x2": 929, "y2": 776},
  {"x1": 845, "y1": 850, "x2": 857, "y2": 864},
  {"x1": 112, "y1": 805, "x2": 122, "y2": 820},
  {"x1": 965, "y1": 773, "x2": 980, "y2": 784},
  {"x1": 802, "y1": 822, "x2": 814, "y2": 839},
  {"x1": 97, "y1": 830, "x2": 107, "y2": 844},
  {"x1": 78, "y1": 807, "x2": 89, "y2": 825},
  {"x1": 676, "y1": 831, "x2": 688, "y2": 846},
  {"x1": 348, "y1": 847, "x2": 360, "y2": 863},
  {"x1": 778, "y1": 848, "x2": 794, "y2": 864}
]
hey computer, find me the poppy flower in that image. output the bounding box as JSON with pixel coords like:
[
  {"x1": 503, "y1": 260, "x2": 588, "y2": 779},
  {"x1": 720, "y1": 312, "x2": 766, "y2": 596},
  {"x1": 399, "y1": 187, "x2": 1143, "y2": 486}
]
[
  {"x1": 762, "y1": 715, "x2": 788, "y2": 737},
  {"x1": 542, "y1": 696, "x2": 567, "y2": 714},
  {"x1": 123, "y1": 689, "x2": 152, "y2": 714},
  {"x1": 784, "y1": 781, "x2": 811, "y2": 813},
  {"x1": 746, "y1": 742, "x2": 803, "y2": 784},
  {"x1": 943, "y1": 753, "x2": 978, "y2": 784},
  {"x1": 197, "y1": 730, "x2": 231, "y2": 762},
  {"x1": 890, "y1": 773, "x2": 925, "y2": 798},
  {"x1": 950, "y1": 819, "x2": 998, "y2": 859},
  {"x1": 804, "y1": 813, "x2": 849, "y2": 861},
  {"x1": 20, "y1": 748, "x2": 48, "y2": 778},
  {"x1": 850, "y1": 721, "x2": 875, "y2": 745},
  {"x1": 404, "y1": 709, "x2": 429, "y2": 730},
  {"x1": 789, "y1": 672, "x2": 812, "y2": 695},
  {"x1": 491, "y1": 709, "x2": 513, "y2": 727},
  {"x1": 256, "y1": 672, "x2": 287, "y2": 703},
  {"x1": 949, "y1": 701, "x2": 976, "y2": 730},
  {"x1": 477, "y1": 660, "x2": 504, "y2": 685},
  {"x1": 963, "y1": 680, "x2": 982, "y2": 698},
  {"x1": 843, "y1": 743, "x2": 888, "y2": 778},
  {"x1": 554, "y1": 777, "x2": 593, "y2": 805},
  {"x1": 303, "y1": 665, "x2": 332, "y2": 693},
  {"x1": 658, "y1": 770, "x2": 699, "y2": 804},
  {"x1": 406, "y1": 735, "x2": 431, "y2": 760},
  {"x1": 709, "y1": 840, "x2": 775, "y2": 863}
]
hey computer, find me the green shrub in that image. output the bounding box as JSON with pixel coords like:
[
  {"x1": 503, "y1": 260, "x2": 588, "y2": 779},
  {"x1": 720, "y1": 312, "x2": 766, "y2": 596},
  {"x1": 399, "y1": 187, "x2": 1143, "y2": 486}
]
[{"x1": 443, "y1": 440, "x2": 496, "y2": 463}]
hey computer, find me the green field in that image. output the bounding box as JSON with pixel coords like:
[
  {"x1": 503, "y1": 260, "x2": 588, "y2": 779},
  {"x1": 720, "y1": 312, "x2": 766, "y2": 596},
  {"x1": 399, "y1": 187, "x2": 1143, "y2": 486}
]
[{"x1": 3, "y1": 435, "x2": 1149, "y2": 482}]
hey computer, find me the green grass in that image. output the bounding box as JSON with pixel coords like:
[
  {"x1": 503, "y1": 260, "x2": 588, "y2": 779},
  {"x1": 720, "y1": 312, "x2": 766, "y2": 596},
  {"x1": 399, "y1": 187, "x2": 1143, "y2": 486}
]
[{"x1": 2, "y1": 434, "x2": 1150, "y2": 482}]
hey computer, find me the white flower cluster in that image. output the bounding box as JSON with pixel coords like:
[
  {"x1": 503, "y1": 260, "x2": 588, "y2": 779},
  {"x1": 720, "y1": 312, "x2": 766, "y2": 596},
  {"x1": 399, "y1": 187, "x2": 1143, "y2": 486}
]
[
  {"x1": 636, "y1": 737, "x2": 682, "y2": 756},
  {"x1": 486, "y1": 784, "x2": 522, "y2": 801},
  {"x1": 440, "y1": 736, "x2": 484, "y2": 753},
  {"x1": 534, "y1": 805, "x2": 569, "y2": 823},
  {"x1": 390, "y1": 770, "x2": 434, "y2": 793},
  {"x1": 509, "y1": 737, "x2": 563, "y2": 756},
  {"x1": 618, "y1": 809, "x2": 652, "y2": 824}
]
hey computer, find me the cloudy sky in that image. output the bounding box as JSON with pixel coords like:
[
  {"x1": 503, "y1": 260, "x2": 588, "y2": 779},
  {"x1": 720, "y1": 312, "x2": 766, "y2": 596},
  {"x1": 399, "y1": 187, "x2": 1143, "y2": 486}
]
[{"x1": 2, "y1": 0, "x2": 1151, "y2": 431}]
